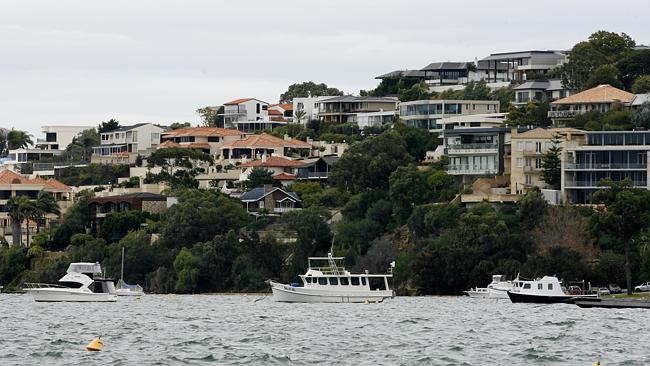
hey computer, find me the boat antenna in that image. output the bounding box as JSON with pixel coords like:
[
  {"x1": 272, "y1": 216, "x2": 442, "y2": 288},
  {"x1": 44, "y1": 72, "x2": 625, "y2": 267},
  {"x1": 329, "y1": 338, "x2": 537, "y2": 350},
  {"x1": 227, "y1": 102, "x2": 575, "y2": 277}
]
[{"x1": 121, "y1": 247, "x2": 125, "y2": 282}]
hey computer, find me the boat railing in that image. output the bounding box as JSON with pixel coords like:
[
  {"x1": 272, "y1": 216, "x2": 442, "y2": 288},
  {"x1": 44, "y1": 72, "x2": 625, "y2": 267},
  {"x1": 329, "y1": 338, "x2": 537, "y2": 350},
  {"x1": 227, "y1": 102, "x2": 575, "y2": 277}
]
[
  {"x1": 308, "y1": 266, "x2": 347, "y2": 275},
  {"x1": 23, "y1": 283, "x2": 69, "y2": 289}
]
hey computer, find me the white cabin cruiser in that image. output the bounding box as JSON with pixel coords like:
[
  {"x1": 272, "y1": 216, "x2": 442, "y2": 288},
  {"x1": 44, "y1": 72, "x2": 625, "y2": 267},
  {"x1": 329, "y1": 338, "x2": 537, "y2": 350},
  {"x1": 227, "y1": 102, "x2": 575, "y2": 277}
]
[
  {"x1": 464, "y1": 287, "x2": 489, "y2": 298},
  {"x1": 487, "y1": 274, "x2": 517, "y2": 299},
  {"x1": 507, "y1": 276, "x2": 597, "y2": 304},
  {"x1": 24, "y1": 262, "x2": 117, "y2": 302},
  {"x1": 268, "y1": 255, "x2": 394, "y2": 303}
]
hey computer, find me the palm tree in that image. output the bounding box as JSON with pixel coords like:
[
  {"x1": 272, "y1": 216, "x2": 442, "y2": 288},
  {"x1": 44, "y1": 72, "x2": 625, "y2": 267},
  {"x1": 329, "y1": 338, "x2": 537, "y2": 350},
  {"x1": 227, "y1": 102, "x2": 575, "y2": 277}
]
[
  {"x1": 294, "y1": 109, "x2": 307, "y2": 124},
  {"x1": 33, "y1": 191, "x2": 61, "y2": 235},
  {"x1": 6, "y1": 129, "x2": 34, "y2": 150},
  {"x1": 6, "y1": 195, "x2": 33, "y2": 247},
  {"x1": 0, "y1": 128, "x2": 8, "y2": 156}
]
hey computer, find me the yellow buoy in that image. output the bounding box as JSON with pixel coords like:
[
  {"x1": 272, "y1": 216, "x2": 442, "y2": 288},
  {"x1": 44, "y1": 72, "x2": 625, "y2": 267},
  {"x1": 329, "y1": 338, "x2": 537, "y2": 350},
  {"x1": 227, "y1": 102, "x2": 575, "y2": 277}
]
[
  {"x1": 592, "y1": 362, "x2": 600, "y2": 366},
  {"x1": 364, "y1": 299, "x2": 369, "y2": 305},
  {"x1": 86, "y1": 336, "x2": 103, "y2": 352}
]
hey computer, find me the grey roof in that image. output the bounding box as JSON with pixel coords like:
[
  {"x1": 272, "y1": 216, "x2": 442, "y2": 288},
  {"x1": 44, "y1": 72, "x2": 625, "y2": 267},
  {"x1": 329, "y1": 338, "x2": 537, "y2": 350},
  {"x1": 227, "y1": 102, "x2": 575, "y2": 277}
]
[
  {"x1": 514, "y1": 81, "x2": 550, "y2": 90},
  {"x1": 111, "y1": 123, "x2": 150, "y2": 132},
  {"x1": 297, "y1": 156, "x2": 339, "y2": 168},
  {"x1": 240, "y1": 187, "x2": 301, "y2": 202},
  {"x1": 320, "y1": 96, "x2": 398, "y2": 103},
  {"x1": 375, "y1": 70, "x2": 426, "y2": 79},
  {"x1": 480, "y1": 50, "x2": 566, "y2": 61},
  {"x1": 546, "y1": 79, "x2": 566, "y2": 91},
  {"x1": 633, "y1": 94, "x2": 650, "y2": 106},
  {"x1": 420, "y1": 62, "x2": 471, "y2": 71}
]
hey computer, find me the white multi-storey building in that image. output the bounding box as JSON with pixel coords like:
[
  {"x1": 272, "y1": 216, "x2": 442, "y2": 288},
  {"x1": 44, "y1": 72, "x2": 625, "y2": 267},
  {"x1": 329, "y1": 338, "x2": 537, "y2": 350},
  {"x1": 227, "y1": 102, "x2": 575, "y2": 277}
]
[
  {"x1": 36, "y1": 125, "x2": 95, "y2": 151},
  {"x1": 399, "y1": 99, "x2": 500, "y2": 131},
  {"x1": 92, "y1": 123, "x2": 165, "y2": 164}
]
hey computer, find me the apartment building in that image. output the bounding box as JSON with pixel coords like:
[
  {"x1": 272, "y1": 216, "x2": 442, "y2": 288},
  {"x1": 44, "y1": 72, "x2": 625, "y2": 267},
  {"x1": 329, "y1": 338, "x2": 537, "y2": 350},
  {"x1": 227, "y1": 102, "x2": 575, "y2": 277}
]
[
  {"x1": 443, "y1": 127, "x2": 512, "y2": 178},
  {"x1": 316, "y1": 96, "x2": 398, "y2": 123},
  {"x1": 562, "y1": 131, "x2": 650, "y2": 203},
  {"x1": 399, "y1": 99, "x2": 500, "y2": 131},
  {"x1": 92, "y1": 123, "x2": 165, "y2": 164},
  {"x1": 356, "y1": 110, "x2": 397, "y2": 129},
  {"x1": 510, "y1": 128, "x2": 585, "y2": 195}
]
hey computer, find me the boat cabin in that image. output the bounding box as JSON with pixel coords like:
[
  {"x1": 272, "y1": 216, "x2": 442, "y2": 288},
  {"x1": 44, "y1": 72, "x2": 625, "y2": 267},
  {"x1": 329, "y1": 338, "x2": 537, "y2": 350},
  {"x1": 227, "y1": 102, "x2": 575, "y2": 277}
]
[
  {"x1": 299, "y1": 256, "x2": 393, "y2": 291},
  {"x1": 516, "y1": 276, "x2": 565, "y2": 296}
]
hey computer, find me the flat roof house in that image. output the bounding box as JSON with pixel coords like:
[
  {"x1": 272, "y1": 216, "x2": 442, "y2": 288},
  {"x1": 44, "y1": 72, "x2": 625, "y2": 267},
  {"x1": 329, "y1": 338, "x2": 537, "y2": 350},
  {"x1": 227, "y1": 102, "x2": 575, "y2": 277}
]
[
  {"x1": 292, "y1": 96, "x2": 340, "y2": 123},
  {"x1": 443, "y1": 127, "x2": 513, "y2": 178},
  {"x1": 480, "y1": 50, "x2": 567, "y2": 83},
  {"x1": 399, "y1": 99, "x2": 500, "y2": 131},
  {"x1": 548, "y1": 84, "x2": 636, "y2": 124},
  {"x1": 92, "y1": 123, "x2": 165, "y2": 164},
  {"x1": 316, "y1": 96, "x2": 398, "y2": 124},
  {"x1": 36, "y1": 125, "x2": 95, "y2": 151}
]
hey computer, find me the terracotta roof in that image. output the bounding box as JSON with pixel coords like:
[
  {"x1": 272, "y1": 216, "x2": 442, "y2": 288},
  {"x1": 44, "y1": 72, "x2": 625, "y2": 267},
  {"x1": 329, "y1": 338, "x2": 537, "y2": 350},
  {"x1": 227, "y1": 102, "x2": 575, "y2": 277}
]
[
  {"x1": 551, "y1": 84, "x2": 635, "y2": 105},
  {"x1": 268, "y1": 109, "x2": 283, "y2": 116},
  {"x1": 45, "y1": 178, "x2": 71, "y2": 191},
  {"x1": 159, "y1": 140, "x2": 181, "y2": 147},
  {"x1": 278, "y1": 103, "x2": 293, "y2": 111},
  {"x1": 221, "y1": 133, "x2": 311, "y2": 149},
  {"x1": 0, "y1": 170, "x2": 33, "y2": 184},
  {"x1": 240, "y1": 156, "x2": 304, "y2": 168},
  {"x1": 161, "y1": 127, "x2": 243, "y2": 138},
  {"x1": 187, "y1": 143, "x2": 211, "y2": 149},
  {"x1": 273, "y1": 172, "x2": 297, "y2": 181},
  {"x1": 224, "y1": 98, "x2": 269, "y2": 105}
]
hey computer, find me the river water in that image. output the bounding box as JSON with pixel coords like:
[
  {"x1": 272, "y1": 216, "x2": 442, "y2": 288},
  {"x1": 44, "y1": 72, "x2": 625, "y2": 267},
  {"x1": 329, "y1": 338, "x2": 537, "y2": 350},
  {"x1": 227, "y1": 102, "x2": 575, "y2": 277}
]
[{"x1": 0, "y1": 294, "x2": 648, "y2": 365}]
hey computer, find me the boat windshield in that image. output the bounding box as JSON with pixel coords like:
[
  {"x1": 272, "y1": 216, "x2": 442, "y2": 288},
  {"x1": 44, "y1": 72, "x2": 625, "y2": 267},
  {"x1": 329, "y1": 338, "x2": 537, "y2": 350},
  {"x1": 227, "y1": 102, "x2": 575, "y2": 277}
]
[{"x1": 58, "y1": 281, "x2": 84, "y2": 289}]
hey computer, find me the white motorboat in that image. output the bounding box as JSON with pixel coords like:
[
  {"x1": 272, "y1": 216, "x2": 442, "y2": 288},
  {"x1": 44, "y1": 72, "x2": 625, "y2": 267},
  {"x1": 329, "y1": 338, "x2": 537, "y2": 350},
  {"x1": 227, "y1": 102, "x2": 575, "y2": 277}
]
[
  {"x1": 115, "y1": 247, "x2": 144, "y2": 297},
  {"x1": 268, "y1": 254, "x2": 394, "y2": 303},
  {"x1": 487, "y1": 274, "x2": 518, "y2": 299},
  {"x1": 24, "y1": 262, "x2": 117, "y2": 302},
  {"x1": 507, "y1": 276, "x2": 597, "y2": 304},
  {"x1": 464, "y1": 287, "x2": 489, "y2": 298}
]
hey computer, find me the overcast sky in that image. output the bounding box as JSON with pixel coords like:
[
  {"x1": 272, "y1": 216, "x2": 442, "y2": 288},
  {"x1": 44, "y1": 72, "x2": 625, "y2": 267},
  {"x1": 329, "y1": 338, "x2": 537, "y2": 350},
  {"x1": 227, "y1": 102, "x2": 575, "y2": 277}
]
[{"x1": 1, "y1": 0, "x2": 648, "y2": 137}]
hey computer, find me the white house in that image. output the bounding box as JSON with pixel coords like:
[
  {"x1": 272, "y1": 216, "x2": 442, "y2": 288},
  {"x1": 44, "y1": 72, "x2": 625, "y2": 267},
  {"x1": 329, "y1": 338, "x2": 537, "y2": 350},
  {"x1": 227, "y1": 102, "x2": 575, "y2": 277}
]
[
  {"x1": 36, "y1": 125, "x2": 95, "y2": 151},
  {"x1": 92, "y1": 123, "x2": 165, "y2": 164},
  {"x1": 223, "y1": 98, "x2": 285, "y2": 132},
  {"x1": 399, "y1": 99, "x2": 500, "y2": 131},
  {"x1": 292, "y1": 96, "x2": 339, "y2": 123}
]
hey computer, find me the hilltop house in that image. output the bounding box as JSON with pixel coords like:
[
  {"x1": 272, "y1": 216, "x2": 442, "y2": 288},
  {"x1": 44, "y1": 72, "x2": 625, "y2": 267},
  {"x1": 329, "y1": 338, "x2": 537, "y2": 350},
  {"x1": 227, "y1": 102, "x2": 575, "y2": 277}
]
[
  {"x1": 513, "y1": 79, "x2": 573, "y2": 106},
  {"x1": 399, "y1": 99, "x2": 500, "y2": 131},
  {"x1": 240, "y1": 185, "x2": 301, "y2": 215},
  {"x1": 479, "y1": 50, "x2": 567, "y2": 83},
  {"x1": 238, "y1": 156, "x2": 303, "y2": 182},
  {"x1": 220, "y1": 133, "x2": 312, "y2": 160},
  {"x1": 268, "y1": 104, "x2": 294, "y2": 123},
  {"x1": 548, "y1": 84, "x2": 636, "y2": 124},
  {"x1": 222, "y1": 98, "x2": 286, "y2": 132},
  {"x1": 316, "y1": 96, "x2": 398, "y2": 123},
  {"x1": 0, "y1": 169, "x2": 73, "y2": 246},
  {"x1": 292, "y1": 96, "x2": 339, "y2": 123},
  {"x1": 159, "y1": 127, "x2": 244, "y2": 158},
  {"x1": 92, "y1": 123, "x2": 165, "y2": 164}
]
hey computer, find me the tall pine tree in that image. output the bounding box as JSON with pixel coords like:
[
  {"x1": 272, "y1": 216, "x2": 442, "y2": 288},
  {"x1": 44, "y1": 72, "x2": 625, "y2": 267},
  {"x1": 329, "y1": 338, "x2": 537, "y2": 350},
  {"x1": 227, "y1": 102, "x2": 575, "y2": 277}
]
[{"x1": 541, "y1": 132, "x2": 563, "y2": 190}]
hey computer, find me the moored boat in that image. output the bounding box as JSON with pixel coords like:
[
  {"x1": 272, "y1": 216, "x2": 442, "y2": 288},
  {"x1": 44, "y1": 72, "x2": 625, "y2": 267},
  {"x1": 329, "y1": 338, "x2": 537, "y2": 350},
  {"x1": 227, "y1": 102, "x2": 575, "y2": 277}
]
[
  {"x1": 464, "y1": 287, "x2": 489, "y2": 298},
  {"x1": 24, "y1": 262, "x2": 117, "y2": 302},
  {"x1": 487, "y1": 274, "x2": 518, "y2": 299},
  {"x1": 115, "y1": 247, "x2": 144, "y2": 297},
  {"x1": 507, "y1": 276, "x2": 597, "y2": 304},
  {"x1": 268, "y1": 254, "x2": 394, "y2": 303}
]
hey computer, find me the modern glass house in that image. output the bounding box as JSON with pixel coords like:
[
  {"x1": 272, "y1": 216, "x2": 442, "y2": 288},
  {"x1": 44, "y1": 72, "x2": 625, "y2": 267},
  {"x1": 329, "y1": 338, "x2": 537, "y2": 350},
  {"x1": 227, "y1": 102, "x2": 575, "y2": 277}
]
[{"x1": 562, "y1": 131, "x2": 650, "y2": 203}]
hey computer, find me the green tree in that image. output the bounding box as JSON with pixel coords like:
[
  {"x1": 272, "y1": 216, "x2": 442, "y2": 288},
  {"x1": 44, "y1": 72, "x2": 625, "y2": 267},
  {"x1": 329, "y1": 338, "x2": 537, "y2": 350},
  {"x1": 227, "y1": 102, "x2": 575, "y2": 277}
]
[
  {"x1": 281, "y1": 207, "x2": 332, "y2": 281},
  {"x1": 100, "y1": 211, "x2": 152, "y2": 241},
  {"x1": 293, "y1": 109, "x2": 307, "y2": 124},
  {"x1": 6, "y1": 129, "x2": 33, "y2": 150},
  {"x1": 51, "y1": 190, "x2": 94, "y2": 249},
  {"x1": 585, "y1": 64, "x2": 623, "y2": 89},
  {"x1": 0, "y1": 246, "x2": 28, "y2": 289},
  {"x1": 588, "y1": 30, "x2": 636, "y2": 62},
  {"x1": 6, "y1": 195, "x2": 33, "y2": 246},
  {"x1": 245, "y1": 168, "x2": 280, "y2": 189},
  {"x1": 591, "y1": 180, "x2": 650, "y2": 294},
  {"x1": 399, "y1": 81, "x2": 432, "y2": 102},
  {"x1": 65, "y1": 129, "x2": 100, "y2": 161},
  {"x1": 462, "y1": 80, "x2": 491, "y2": 100},
  {"x1": 541, "y1": 133, "x2": 563, "y2": 189},
  {"x1": 33, "y1": 191, "x2": 61, "y2": 234},
  {"x1": 279, "y1": 82, "x2": 344, "y2": 103},
  {"x1": 632, "y1": 75, "x2": 650, "y2": 93},
  {"x1": 389, "y1": 165, "x2": 428, "y2": 223},
  {"x1": 170, "y1": 122, "x2": 191, "y2": 130},
  {"x1": 174, "y1": 248, "x2": 200, "y2": 293},
  {"x1": 196, "y1": 106, "x2": 224, "y2": 127},
  {"x1": 330, "y1": 131, "x2": 413, "y2": 193},
  {"x1": 159, "y1": 189, "x2": 249, "y2": 249},
  {"x1": 560, "y1": 41, "x2": 609, "y2": 90},
  {"x1": 98, "y1": 119, "x2": 120, "y2": 133},
  {"x1": 517, "y1": 187, "x2": 548, "y2": 229},
  {"x1": 632, "y1": 101, "x2": 650, "y2": 129},
  {"x1": 491, "y1": 87, "x2": 515, "y2": 112},
  {"x1": 617, "y1": 49, "x2": 650, "y2": 89}
]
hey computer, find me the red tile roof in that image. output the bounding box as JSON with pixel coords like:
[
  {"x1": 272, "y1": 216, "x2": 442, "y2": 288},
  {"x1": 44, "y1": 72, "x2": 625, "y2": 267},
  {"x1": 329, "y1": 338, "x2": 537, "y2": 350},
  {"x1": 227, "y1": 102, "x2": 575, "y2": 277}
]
[
  {"x1": 279, "y1": 103, "x2": 293, "y2": 111},
  {"x1": 159, "y1": 140, "x2": 181, "y2": 147},
  {"x1": 0, "y1": 170, "x2": 33, "y2": 184},
  {"x1": 273, "y1": 172, "x2": 297, "y2": 181},
  {"x1": 240, "y1": 156, "x2": 304, "y2": 168},
  {"x1": 161, "y1": 127, "x2": 243, "y2": 138},
  {"x1": 221, "y1": 133, "x2": 312, "y2": 149},
  {"x1": 187, "y1": 143, "x2": 211, "y2": 149},
  {"x1": 268, "y1": 109, "x2": 283, "y2": 116},
  {"x1": 223, "y1": 98, "x2": 269, "y2": 105}
]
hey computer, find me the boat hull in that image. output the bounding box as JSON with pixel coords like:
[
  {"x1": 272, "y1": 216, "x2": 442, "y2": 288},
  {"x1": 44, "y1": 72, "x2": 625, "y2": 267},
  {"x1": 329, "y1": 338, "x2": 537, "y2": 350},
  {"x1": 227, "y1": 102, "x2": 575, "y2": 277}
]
[
  {"x1": 507, "y1": 291, "x2": 597, "y2": 304},
  {"x1": 26, "y1": 288, "x2": 117, "y2": 302},
  {"x1": 269, "y1": 281, "x2": 393, "y2": 303},
  {"x1": 487, "y1": 287, "x2": 511, "y2": 299},
  {"x1": 116, "y1": 289, "x2": 144, "y2": 297}
]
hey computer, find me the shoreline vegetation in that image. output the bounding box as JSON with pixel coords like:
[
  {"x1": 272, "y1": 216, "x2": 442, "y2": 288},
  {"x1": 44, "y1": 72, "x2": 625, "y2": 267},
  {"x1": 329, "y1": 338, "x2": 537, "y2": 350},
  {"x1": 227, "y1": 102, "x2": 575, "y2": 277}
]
[{"x1": 1, "y1": 30, "x2": 650, "y2": 295}]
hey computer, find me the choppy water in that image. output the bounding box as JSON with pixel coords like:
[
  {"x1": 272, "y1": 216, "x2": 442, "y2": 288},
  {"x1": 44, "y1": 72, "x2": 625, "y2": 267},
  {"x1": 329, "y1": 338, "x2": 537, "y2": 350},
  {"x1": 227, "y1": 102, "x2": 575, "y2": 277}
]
[{"x1": 0, "y1": 294, "x2": 648, "y2": 365}]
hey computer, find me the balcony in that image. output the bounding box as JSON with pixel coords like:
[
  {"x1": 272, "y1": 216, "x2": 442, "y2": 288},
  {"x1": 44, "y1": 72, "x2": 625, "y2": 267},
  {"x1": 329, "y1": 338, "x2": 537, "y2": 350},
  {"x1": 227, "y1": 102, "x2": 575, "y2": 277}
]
[
  {"x1": 524, "y1": 166, "x2": 542, "y2": 172},
  {"x1": 446, "y1": 143, "x2": 498, "y2": 155},
  {"x1": 522, "y1": 149, "x2": 544, "y2": 157},
  {"x1": 564, "y1": 163, "x2": 647, "y2": 171},
  {"x1": 564, "y1": 180, "x2": 647, "y2": 188},
  {"x1": 296, "y1": 171, "x2": 330, "y2": 179},
  {"x1": 446, "y1": 164, "x2": 498, "y2": 176},
  {"x1": 273, "y1": 207, "x2": 301, "y2": 213},
  {"x1": 548, "y1": 110, "x2": 584, "y2": 119}
]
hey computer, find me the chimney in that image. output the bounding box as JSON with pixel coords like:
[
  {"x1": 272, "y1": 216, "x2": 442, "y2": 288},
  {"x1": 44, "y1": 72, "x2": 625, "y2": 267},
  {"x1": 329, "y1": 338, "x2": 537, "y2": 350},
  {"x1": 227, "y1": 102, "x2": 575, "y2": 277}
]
[
  {"x1": 284, "y1": 134, "x2": 290, "y2": 140},
  {"x1": 264, "y1": 184, "x2": 273, "y2": 193}
]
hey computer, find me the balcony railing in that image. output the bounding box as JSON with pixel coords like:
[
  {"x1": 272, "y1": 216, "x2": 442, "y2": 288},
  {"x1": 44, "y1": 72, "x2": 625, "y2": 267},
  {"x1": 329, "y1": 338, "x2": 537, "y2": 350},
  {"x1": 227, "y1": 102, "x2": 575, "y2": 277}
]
[
  {"x1": 273, "y1": 207, "x2": 301, "y2": 213},
  {"x1": 447, "y1": 143, "x2": 498, "y2": 153},
  {"x1": 446, "y1": 165, "x2": 498, "y2": 175},
  {"x1": 565, "y1": 163, "x2": 647, "y2": 170},
  {"x1": 564, "y1": 180, "x2": 647, "y2": 188},
  {"x1": 296, "y1": 171, "x2": 330, "y2": 179},
  {"x1": 548, "y1": 110, "x2": 584, "y2": 118}
]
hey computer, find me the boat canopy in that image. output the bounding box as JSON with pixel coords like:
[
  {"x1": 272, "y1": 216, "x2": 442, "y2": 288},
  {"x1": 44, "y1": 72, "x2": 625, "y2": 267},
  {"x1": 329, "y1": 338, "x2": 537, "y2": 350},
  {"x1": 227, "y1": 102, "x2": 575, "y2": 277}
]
[{"x1": 67, "y1": 262, "x2": 102, "y2": 275}]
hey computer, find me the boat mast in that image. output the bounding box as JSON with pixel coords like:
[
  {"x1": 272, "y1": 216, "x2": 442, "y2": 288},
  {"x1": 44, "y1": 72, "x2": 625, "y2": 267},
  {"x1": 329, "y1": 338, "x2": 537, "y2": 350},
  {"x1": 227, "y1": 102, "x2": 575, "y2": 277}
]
[{"x1": 120, "y1": 247, "x2": 125, "y2": 282}]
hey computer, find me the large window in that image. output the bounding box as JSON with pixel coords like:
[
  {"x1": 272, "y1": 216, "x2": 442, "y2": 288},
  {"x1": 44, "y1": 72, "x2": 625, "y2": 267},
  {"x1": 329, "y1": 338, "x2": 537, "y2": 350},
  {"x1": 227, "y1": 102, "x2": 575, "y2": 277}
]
[
  {"x1": 368, "y1": 277, "x2": 387, "y2": 291},
  {"x1": 351, "y1": 277, "x2": 360, "y2": 286}
]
